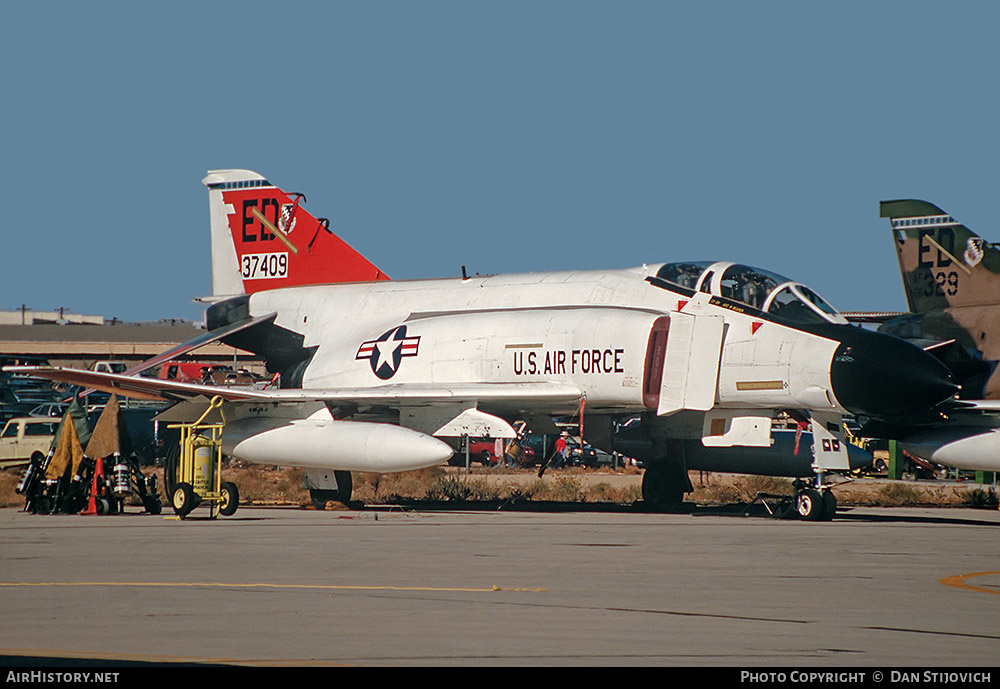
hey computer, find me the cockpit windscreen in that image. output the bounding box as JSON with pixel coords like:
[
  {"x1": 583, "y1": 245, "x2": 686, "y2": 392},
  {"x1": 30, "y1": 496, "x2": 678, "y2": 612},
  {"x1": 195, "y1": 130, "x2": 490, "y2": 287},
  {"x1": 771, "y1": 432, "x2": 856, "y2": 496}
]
[
  {"x1": 654, "y1": 261, "x2": 847, "y2": 325},
  {"x1": 654, "y1": 262, "x2": 714, "y2": 291}
]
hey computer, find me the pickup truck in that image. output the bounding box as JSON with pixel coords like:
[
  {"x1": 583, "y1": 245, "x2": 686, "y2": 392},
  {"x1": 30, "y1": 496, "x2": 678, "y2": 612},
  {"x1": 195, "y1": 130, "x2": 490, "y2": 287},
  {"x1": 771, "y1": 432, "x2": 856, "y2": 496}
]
[{"x1": 0, "y1": 417, "x2": 58, "y2": 468}]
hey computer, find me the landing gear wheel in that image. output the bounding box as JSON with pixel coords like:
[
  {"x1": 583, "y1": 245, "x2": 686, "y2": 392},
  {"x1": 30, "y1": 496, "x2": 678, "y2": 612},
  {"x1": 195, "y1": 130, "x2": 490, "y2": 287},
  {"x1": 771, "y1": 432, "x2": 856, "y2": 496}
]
[
  {"x1": 310, "y1": 489, "x2": 338, "y2": 510},
  {"x1": 171, "y1": 482, "x2": 197, "y2": 519},
  {"x1": 334, "y1": 471, "x2": 352, "y2": 503},
  {"x1": 642, "y1": 464, "x2": 685, "y2": 511},
  {"x1": 219, "y1": 482, "x2": 239, "y2": 517},
  {"x1": 821, "y1": 490, "x2": 837, "y2": 521},
  {"x1": 310, "y1": 471, "x2": 353, "y2": 509},
  {"x1": 796, "y1": 488, "x2": 824, "y2": 521}
]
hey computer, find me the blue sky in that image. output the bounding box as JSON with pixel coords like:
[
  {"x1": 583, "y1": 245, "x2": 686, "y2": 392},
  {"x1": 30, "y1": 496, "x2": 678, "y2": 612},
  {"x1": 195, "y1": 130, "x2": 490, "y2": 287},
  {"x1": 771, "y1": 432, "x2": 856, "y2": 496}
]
[{"x1": 1, "y1": 2, "x2": 997, "y2": 323}]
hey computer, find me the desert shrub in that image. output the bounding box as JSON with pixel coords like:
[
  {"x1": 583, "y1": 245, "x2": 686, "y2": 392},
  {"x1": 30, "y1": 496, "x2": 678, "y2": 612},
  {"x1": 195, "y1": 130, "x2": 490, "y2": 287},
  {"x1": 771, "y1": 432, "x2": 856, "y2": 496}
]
[
  {"x1": 689, "y1": 475, "x2": 792, "y2": 504},
  {"x1": 691, "y1": 482, "x2": 743, "y2": 504},
  {"x1": 425, "y1": 475, "x2": 501, "y2": 501},
  {"x1": 733, "y1": 475, "x2": 794, "y2": 499},
  {"x1": 508, "y1": 479, "x2": 549, "y2": 501},
  {"x1": 221, "y1": 464, "x2": 307, "y2": 504},
  {"x1": 548, "y1": 476, "x2": 583, "y2": 502},
  {"x1": 873, "y1": 482, "x2": 924, "y2": 507},
  {"x1": 426, "y1": 475, "x2": 471, "y2": 501},
  {"x1": 585, "y1": 481, "x2": 614, "y2": 502},
  {"x1": 962, "y1": 488, "x2": 999, "y2": 509},
  {"x1": 583, "y1": 482, "x2": 642, "y2": 504},
  {"x1": 377, "y1": 471, "x2": 436, "y2": 502}
]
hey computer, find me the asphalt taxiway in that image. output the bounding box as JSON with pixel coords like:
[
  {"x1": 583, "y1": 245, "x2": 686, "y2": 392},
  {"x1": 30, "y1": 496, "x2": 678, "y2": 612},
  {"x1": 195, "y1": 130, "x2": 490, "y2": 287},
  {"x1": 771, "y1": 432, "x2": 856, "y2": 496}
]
[{"x1": 0, "y1": 504, "x2": 998, "y2": 666}]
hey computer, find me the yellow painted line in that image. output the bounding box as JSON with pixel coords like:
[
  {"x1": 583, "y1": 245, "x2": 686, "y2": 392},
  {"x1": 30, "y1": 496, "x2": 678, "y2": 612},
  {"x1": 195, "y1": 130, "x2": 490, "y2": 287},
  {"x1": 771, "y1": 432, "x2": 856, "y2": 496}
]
[
  {"x1": 939, "y1": 571, "x2": 1000, "y2": 595},
  {"x1": 0, "y1": 581, "x2": 546, "y2": 593}
]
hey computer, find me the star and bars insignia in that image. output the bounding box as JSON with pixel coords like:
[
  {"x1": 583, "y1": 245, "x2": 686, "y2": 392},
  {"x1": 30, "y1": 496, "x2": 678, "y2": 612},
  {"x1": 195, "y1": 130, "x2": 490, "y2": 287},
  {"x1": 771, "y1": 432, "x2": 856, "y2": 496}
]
[{"x1": 356, "y1": 326, "x2": 421, "y2": 380}]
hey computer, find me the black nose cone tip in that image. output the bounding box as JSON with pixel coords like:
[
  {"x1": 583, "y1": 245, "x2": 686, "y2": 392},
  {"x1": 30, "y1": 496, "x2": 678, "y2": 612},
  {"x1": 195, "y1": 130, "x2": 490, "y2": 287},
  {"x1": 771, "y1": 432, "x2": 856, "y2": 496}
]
[{"x1": 830, "y1": 332, "x2": 959, "y2": 419}]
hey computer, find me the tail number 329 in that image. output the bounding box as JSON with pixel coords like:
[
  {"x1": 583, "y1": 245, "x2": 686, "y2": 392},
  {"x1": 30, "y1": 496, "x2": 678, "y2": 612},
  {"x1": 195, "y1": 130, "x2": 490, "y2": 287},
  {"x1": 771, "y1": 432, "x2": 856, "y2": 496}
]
[{"x1": 241, "y1": 252, "x2": 288, "y2": 280}]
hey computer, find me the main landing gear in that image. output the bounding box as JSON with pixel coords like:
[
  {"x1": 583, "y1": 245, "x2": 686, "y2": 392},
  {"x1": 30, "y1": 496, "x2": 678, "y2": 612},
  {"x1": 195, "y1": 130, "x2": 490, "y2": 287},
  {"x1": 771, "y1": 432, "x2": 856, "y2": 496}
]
[
  {"x1": 641, "y1": 461, "x2": 692, "y2": 512},
  {"x1": 305, "y1": 469, "x2": 353, "y2": 509}
]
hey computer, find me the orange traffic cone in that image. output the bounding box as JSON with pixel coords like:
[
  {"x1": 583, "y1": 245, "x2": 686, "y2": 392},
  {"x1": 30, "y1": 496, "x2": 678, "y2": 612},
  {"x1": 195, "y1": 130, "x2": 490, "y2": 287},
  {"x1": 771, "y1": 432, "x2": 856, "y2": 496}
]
[{"x1": 81, "y1": 458, "x2": 103, "y2": 516}]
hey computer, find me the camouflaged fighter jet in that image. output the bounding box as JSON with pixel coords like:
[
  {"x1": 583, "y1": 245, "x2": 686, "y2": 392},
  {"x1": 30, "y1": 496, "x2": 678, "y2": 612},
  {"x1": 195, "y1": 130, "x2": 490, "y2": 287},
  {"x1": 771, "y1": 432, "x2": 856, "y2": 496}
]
[
  {"x1": 872, "y1": 200, "x2": 1000, "y2": 472},
  {"x1": 880, "y1": 199, "x2": 1000, "y2": 399},
  {"x1": 5, "y1": 172, "x2": 960, "y2": 519}
]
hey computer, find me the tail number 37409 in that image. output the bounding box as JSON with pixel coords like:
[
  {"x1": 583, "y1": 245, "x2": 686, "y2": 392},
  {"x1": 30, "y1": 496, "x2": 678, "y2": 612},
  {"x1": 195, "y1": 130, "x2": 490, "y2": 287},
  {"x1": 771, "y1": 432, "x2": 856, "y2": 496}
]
[{"x1": 241, "y1": 252, "x2": 288, "y2": 280}]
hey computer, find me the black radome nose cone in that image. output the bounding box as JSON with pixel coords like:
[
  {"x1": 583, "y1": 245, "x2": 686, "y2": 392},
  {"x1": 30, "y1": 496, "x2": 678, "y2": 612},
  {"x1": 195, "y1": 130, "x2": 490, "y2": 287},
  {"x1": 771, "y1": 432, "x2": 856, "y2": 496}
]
[{"x1": 830, "y1": 329, "x2": 958, "y2": 419}]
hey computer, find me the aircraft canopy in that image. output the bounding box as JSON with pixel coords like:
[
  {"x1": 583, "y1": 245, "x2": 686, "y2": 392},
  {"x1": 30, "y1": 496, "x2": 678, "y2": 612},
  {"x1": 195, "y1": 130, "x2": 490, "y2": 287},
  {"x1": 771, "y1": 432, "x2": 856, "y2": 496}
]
[{"x1": 654, "y1": 261, "x2": 847, "y2": 326}]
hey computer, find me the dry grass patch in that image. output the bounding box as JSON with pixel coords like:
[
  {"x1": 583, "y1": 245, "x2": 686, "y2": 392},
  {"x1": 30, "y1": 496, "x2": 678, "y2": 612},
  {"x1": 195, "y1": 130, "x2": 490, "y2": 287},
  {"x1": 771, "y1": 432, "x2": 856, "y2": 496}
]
[
  {"x1": 962, "y1": 488, "x2": 999, "y2": 508},
  {"x1": 691, "y1": 473, "x2": 793, "y2": 504},
  {"x1": 0, "y1": 469, "x2": 22, "y2": 508},
  {"x1": 221, "y1": 463, "x2": 307, "y2": 505},
  {"x1": 865, "y1": 482, "x2": 964, "y2": 507},
  {"x1": 583, "y1": 481, "x2": 642, "y2": 504}
]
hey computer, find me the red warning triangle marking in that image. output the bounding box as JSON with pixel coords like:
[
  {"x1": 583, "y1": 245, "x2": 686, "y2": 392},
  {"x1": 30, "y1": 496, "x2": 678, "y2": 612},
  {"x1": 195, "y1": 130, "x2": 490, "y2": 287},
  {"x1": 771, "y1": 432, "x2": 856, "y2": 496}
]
[
  {"x1": 751, "y1": 322, "x2": 763, "y2": 335},
  {"x1": 678, "y1": 300, "x2": 689, "y2": 311}
]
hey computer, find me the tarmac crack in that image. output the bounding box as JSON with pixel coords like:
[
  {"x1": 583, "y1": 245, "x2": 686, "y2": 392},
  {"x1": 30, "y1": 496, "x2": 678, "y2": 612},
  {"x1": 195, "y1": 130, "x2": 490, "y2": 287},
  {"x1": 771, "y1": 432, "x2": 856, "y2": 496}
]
[
  {"x1": 357, "y1": 591, "x2": 811, "y2": 625},
  {"x1": 864, "y1": 626, "x2": 1000, "y2": 642}
]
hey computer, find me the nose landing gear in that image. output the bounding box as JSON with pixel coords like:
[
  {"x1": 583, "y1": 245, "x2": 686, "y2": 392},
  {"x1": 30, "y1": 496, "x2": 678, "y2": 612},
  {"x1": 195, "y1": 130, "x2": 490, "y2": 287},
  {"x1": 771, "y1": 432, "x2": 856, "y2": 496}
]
[{"x1": 793, "y1": 482, "x2": 837, "y2": 522}]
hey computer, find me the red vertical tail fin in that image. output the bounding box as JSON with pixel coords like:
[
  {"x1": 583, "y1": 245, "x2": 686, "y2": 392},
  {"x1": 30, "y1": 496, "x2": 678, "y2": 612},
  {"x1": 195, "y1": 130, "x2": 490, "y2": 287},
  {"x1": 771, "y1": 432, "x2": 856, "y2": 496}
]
[{"x1": 203, "y1": 169, "x2": 388, "y2": 296}]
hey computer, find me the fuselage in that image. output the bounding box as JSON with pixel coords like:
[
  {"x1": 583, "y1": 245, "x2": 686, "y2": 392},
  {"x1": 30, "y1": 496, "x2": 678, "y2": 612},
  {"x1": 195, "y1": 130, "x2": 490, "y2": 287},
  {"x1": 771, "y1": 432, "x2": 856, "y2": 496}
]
[{"x1": 212, "y1": 261, "x2": 955, "y2": 423}]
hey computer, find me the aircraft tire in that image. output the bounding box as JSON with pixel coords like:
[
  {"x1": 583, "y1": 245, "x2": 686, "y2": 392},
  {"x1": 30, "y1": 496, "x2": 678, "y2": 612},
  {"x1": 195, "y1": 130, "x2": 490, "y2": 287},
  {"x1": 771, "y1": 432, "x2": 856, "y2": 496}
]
[
  {"x1": 310, "y1": 471, "x2": 353, "y2": 509},
  {"x1": 219, "y1": 482, "x2": 239, "y2": 516},
  {"x1": 795, "y1": 488, "x2": 824, "y2": 521},
  {"x1": 642, "y1": 464, "x2": 684, "y2": 511},
  {"x1": 334, "y1": 471, "x2": 352, "y2": 502},
  {"x1": 821, "y1": 490, "x2": 837, "y2": 521}
]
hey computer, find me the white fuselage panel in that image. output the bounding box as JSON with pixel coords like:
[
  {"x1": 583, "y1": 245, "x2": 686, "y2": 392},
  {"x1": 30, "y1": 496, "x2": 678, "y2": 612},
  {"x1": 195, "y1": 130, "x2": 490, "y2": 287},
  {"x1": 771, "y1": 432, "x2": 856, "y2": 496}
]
[{"x1": 246, "y1": 266, "x2": 843, "y2": 416}]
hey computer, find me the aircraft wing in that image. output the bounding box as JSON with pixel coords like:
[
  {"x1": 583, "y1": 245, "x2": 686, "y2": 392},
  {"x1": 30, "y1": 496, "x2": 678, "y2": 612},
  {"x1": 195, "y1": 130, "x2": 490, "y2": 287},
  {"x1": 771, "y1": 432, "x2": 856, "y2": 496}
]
[
  {"x1": 65, "y1": 311, "x2": 279, "y2": 400},
  {"x1": 3, "y1": 366, "x2": 583, "y2": 407},
  {"x1": 114, "y1": 312, "x2": 278, "y2": 378}
]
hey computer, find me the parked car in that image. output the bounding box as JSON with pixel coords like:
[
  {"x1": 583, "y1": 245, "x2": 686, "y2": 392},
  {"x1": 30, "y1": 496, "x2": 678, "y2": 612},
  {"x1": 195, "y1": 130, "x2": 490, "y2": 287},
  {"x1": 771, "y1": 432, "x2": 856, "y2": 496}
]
[
  {"x1": 506, "y1": 438, "x2": 539, "y2": 467},
  {"x1": 565, "y1": 436, "x2": 597, "y2": 466},
  {"x1": 563, "y1": 436, "x2": 617, "y2": 468},
  {"x1": 29, "y1": 402, "x2": 69, "y2": 418},
  {"x1": 90, "y1": 361, "x2": 130, "y2": 374},
  {"x1": 0, "y1": 417, "x2": 59, "y2": 468},
  {"x1": 160, "y1": 362, "x2": 212, "y2": 383},
  {"x1": 450, "y1": 438, "x2": 503, "y2": 466}
]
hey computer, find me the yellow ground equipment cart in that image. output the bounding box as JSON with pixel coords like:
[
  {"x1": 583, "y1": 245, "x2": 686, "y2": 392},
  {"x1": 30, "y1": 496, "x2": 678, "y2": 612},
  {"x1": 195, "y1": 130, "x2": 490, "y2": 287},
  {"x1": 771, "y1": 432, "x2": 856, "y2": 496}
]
[{"x1": 167, "y1": 396, "x2": 238, "y2": 519}]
